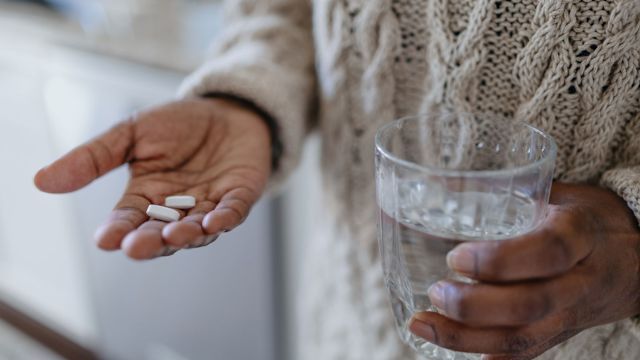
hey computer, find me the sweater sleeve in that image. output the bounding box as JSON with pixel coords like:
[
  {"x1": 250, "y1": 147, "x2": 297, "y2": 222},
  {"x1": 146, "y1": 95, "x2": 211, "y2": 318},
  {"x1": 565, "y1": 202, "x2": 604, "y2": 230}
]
[
  {"x1": 178, "y1": 0, "x2": 317, "y2": 189},
  {"x1": 600, "y1": 112, "x2": 640, "y2": 339}
]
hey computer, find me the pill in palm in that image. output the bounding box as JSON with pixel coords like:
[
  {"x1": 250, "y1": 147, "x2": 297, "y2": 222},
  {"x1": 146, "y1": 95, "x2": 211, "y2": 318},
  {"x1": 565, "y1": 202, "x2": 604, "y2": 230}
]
[
  {"x1": 164, "y1": 195, "x2": 196, "y2": 209},
  {"x1": 146, "y1": 205, "x2": 181, "y2": 222}
]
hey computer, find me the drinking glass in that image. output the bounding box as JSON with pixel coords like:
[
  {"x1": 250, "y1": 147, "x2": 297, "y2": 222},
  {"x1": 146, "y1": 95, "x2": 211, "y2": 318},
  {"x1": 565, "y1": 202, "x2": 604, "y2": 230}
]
[{"x1": 375, "y1": 110, "x2": 557, "y2": 359}]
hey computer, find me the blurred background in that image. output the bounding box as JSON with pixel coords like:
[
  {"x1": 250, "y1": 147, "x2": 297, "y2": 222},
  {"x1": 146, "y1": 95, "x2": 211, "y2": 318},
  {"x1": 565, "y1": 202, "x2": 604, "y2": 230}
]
[{"x1": 0, "y1": 0, "x2": 322, "y2": 359}]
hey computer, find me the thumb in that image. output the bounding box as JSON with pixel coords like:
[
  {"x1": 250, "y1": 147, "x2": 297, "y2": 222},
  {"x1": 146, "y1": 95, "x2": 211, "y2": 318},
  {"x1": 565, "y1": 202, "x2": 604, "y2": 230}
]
[{"x1": 34, "y1": 120, "x2": 134, "y2": 193}]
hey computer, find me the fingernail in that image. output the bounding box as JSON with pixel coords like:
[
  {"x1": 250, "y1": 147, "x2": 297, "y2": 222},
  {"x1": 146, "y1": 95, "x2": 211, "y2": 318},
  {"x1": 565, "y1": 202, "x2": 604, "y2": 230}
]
[
  {"x1": 446, "y1": 245, "x2": 476, "y2": 275},
  {"x1": 409, "y1": 316, "x2": 436, "y2": 343},
  {"x1": 427, "y1": 282, "x2": 446, "y2": 310}
]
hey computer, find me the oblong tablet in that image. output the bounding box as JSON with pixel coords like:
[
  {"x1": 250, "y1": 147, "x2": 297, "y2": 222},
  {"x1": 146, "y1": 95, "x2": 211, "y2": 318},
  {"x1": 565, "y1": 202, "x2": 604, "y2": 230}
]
[
  {"x1": 146, "y1": 205, "x2": 181, "y2": 222},
  {"x1": 164, "y1": 195, "x2": 196, "y2": 210}
]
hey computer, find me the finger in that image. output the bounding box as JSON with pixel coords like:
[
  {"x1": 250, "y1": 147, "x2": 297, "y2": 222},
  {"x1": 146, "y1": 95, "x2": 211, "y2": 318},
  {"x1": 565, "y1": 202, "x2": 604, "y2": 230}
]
[
  {"x1": 482, "y1": 354, "x2": 536, "y2": 360},
  {"x1": 409, "y1": 310, "x2": 567, "y2": 355},
  {"x1": 185, "y1": 234, "x2": 220, "y2": 249},
  {"x1": 164, "y1": 218, "x2": 219, "y2": 250},
  {"x1": 162, "y1": 200, "x2": 216, "y2": 248},
  {"x1": 121, "y1": 220, "x2": 172, "y2": 260},
  {"x1": 203, "y1": 187, "x2": 257, "y2": 234},
  {"x1": 446, "y1": 206, "x2": 594, "y2": 282},
  {"x1": 94, "y1": 194, "x2": 150, "y2": 251},
  {"x1": 162, "y1": 214, "x2": 206, "y2": 248},
  {"x1": 156, "y1": 246, "x2": 180, "y2": 257},
  {"x1": 482, "y1": 329, "x2": 580, "y2": 360},
  {"x1": 427, "y1": 267, "x2": 590, "y2": 326},
  {"x1": 34, "y1": 119, "x2": 134, "y2": 193}
]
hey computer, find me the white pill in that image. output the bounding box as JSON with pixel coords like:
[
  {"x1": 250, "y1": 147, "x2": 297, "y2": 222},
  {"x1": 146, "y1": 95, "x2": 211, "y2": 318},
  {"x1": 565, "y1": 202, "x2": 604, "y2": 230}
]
[
  {"x1": 146, "y1": 205, "x2": 181, "y2": 222},
  {"x1": 164, "y1": 195, "x2": 196, "y2": 209}
]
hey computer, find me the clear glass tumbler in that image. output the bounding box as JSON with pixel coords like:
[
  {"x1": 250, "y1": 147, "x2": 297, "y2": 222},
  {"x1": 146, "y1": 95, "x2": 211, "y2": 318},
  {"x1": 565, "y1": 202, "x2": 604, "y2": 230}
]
[{"x1": 375, "y1": 110, "x2": 557, "y2": 360}]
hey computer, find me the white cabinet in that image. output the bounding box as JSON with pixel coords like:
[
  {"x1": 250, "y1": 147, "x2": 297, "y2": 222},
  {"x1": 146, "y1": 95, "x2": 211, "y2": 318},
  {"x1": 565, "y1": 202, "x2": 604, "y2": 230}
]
[{"x1": 0, "y1": 42, "x2": 101, "y2": 345}]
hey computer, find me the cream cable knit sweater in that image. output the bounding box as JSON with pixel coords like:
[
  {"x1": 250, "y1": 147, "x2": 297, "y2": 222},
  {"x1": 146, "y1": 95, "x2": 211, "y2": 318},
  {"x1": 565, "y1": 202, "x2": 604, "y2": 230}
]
[{"x1": 180, "y1": 0, "x2": 640, "y2": 359}]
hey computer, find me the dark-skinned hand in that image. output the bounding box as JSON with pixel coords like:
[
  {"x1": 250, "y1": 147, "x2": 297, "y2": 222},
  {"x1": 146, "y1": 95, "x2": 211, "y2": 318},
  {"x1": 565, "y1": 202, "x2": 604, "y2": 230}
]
[
  {"x1": 409, "y1": 183, "x2": 640, "y2": 359},
  {"x1": 34, "y1": 98, "x2": 272, "y2": 260}
]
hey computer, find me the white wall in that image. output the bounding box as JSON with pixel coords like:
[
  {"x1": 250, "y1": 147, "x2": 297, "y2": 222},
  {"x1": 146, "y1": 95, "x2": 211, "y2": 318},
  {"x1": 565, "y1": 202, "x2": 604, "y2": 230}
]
[{"x1": 279, "y1": 135, "x2": 323, "y2": 360}]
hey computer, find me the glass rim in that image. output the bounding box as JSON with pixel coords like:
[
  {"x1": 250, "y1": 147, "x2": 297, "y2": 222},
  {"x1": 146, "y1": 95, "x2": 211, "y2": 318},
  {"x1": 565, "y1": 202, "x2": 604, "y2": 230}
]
[{"x1": 375, "y1": 115, "x2": 558, "y2": 177}]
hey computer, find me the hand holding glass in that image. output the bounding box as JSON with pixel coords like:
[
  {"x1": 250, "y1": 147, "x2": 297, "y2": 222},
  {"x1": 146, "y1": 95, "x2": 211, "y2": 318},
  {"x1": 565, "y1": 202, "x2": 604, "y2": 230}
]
[{"x1": 375, "y1": 111, "x2": 557, "y2": 359}]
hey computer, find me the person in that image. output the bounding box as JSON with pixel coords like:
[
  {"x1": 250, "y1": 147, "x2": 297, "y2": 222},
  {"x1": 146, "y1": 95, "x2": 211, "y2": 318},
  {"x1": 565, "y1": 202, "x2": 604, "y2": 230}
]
[{"x1": 34, "y1": 0, "x2": 640, "y2": 359}]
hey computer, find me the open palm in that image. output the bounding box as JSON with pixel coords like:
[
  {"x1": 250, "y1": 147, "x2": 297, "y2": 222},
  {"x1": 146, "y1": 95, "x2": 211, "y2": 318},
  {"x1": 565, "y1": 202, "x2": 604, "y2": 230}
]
[{"x1": 35, "y1": 99, "x2": 272, "y2": 259}]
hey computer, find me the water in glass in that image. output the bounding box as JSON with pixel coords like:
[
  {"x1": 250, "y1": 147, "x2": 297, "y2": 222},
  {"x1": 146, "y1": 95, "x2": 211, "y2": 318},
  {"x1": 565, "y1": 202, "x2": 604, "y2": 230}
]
[{"x1": 379, "y1": 181, "x2": 538, "y2": 359}]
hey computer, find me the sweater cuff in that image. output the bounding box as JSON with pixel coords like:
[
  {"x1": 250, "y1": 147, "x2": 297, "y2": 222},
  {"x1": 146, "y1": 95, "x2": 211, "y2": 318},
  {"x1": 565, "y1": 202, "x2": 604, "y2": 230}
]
[
  {"x1": 601, "y1": 166, "x2": 640, "y2": 223},
  {"x1": 177, "y1": 49, "x2": 310, "y2": 191},
  {"x1": 601, "y1": 166, "x2": 640, "y2": 340},
  {"x1": 631, "y1": 316, "x2": 640, "y2": 340}
]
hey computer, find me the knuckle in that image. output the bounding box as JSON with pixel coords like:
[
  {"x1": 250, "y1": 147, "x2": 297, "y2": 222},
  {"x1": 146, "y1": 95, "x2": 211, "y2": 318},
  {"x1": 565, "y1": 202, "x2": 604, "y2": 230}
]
[
  {"x1": 478, "y1": 244, "x2": 507, "y2": 278},
  {"x1": 217, "y1": 198, "x2": 250, "y2": 225},
  {"x1": 439, "y1": 328, "x2": 461, "y2": 348},
  {"x1": 84, "y1": 143, "x2": 104, "y2": 176},
  {"x1": 446, "y1": 287, "x2": 472, "y2": 321},
  {"x1": 540, "y1": 228, "x2": 559, "y2": 246},
  {"x1": 503, "y1": 332, "x2": 536, "y2": 353},
  {"x1": 480, "y1": 260, "x2": 501, "y2": 279},
  {"x1": 511, "y1": 293, "x2": 552, "y2": 323},
  {"x1": 543, "y1": 230, "x2": 573, "y2": 271},
  {"x1": 226, "y1": 199, "x2": 249, "y2": 221}
]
